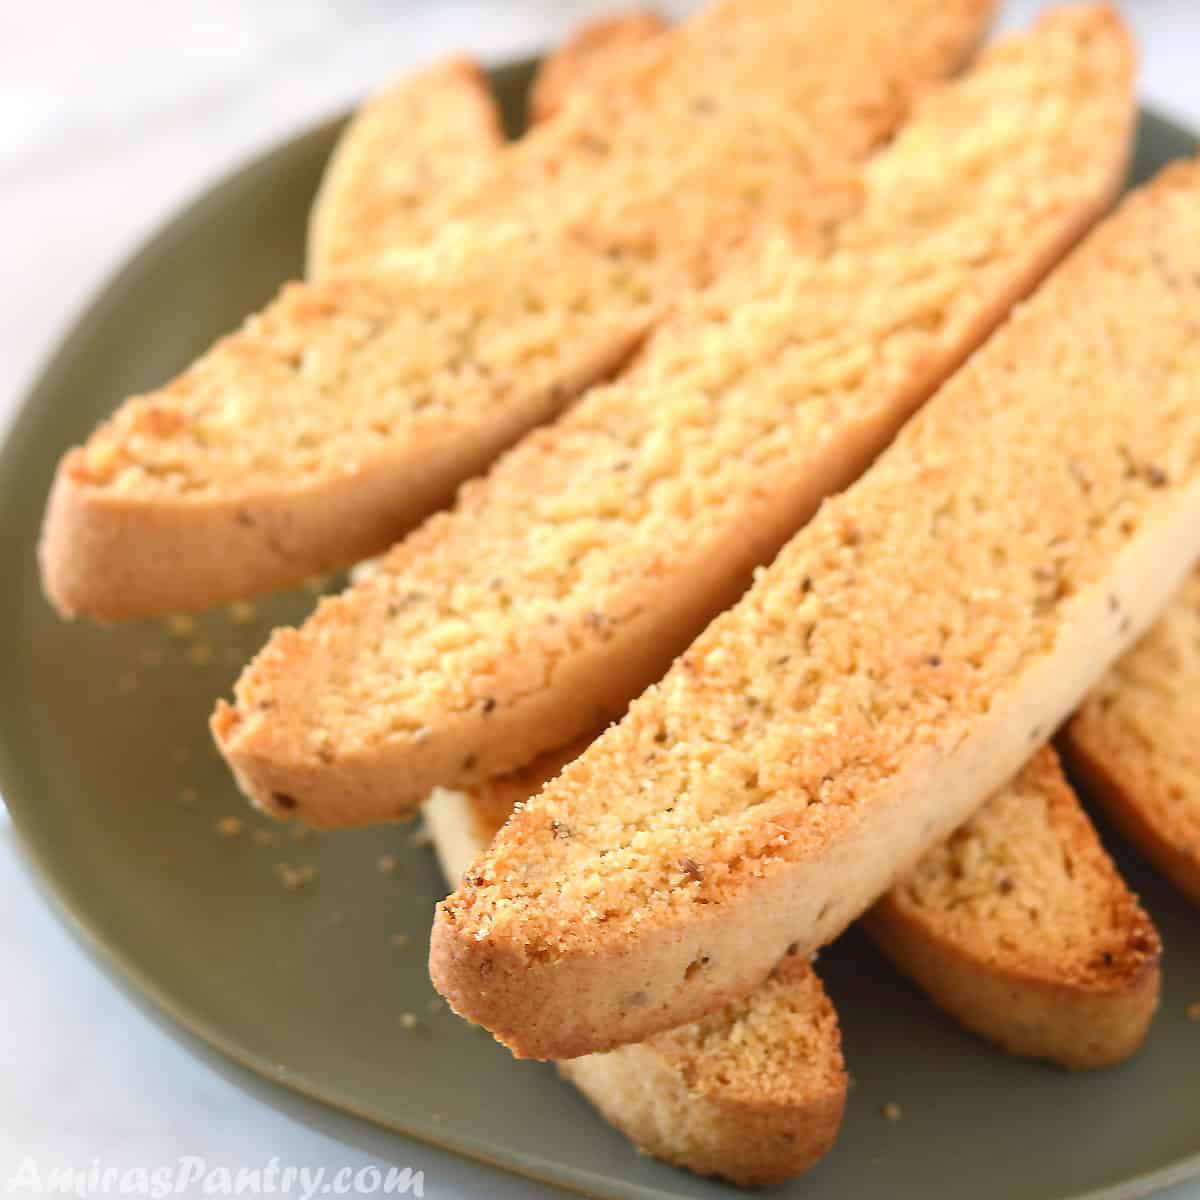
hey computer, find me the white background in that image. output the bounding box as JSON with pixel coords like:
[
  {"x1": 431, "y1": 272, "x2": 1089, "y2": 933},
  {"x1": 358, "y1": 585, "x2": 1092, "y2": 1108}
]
[{"x1": 2, "y1": 2, "x2": 1198, "y2": 1196}]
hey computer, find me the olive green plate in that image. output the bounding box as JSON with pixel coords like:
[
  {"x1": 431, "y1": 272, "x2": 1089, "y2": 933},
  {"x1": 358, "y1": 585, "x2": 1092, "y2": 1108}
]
[{"x1": 2, "y1": 59, "x2": 1198, "y2": 1199}]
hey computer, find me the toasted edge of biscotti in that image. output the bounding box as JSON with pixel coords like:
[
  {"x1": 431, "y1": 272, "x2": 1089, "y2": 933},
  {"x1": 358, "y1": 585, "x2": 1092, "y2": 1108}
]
[
  {"x1": 865, "y1": 747, "x2": 1161, "y2": 1069},
  {"x1": 425, "y1": 776, "x2": 846, "y2": 1189},
  {"x1": 528, "y1": 10, "x2": 668, "y2": 125},
  {"x1": 1067, "y1": 734, "x2": 1200, "y2": 907},
  {"x1": 1064, "y1": 570, "x2": 1200, "y2": 906},
  {"x1": 307, "y1": 57, "x2": 504, "y2": 280}
]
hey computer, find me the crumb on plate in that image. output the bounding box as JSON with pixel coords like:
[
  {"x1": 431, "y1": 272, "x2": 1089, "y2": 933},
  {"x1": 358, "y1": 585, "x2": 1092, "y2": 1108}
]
[
  {"x1": 165, "y1": 614, "x2": 196, "y2": 638},
  {"x1": 186, "y1": 642, "x2": 213, "y2": 667},
  {"x1": 276, "y1": 862, "x2": 318, "y2": 891}
]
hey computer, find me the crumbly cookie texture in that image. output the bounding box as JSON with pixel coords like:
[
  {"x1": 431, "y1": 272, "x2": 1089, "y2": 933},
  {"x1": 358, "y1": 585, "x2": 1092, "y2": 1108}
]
[
  {"x1": 43, "y1": 0, "x2": 992, "y2": 621},
  {"x1": 214, "y1": 8, "x2": 1134, "y2": 827},
  {"x1": 866, "y1": 747, "x2": 1161, "y2": 1069},
  {"x1": 1066, "y1": 569, "x2": 1200, "y2": 906},
  {"x1": 430, "y1": 155, "x2": 1200, "y2": 1059},
  {"x1": 425, "y1": 765, "x2": 845, "y2": 1189},
  {"x1": 307, "y1": 58, "x2": 505, "y2": 281},
  {"x1": 528, "y1": 10, "x2": 667, "y2": 125}
]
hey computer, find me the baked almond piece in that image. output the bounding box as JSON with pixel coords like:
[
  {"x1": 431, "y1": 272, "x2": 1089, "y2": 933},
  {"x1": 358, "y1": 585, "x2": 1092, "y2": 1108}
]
[
  {"x1": 426, "y1": 759, "x2": 846, "y2": 1189},
  {"x1": 430, "y1": 158, "x2": 1200, "y2": 1059},
  {"x1": 307, "y1": 58, "x2": 504, "y2": 280},
  {"x1": 215, "y1": 9, "x2": 1135, "y2": 827},
  {"x1": 42, "y1": 0, "x2": 991, "y2": 622},
  {"x1": 1065, "y1": 569, "x2": 1200, "y2": 906},
  {"x1": 865, "y1": 747, "x2": 1161, "y2": 1069},
  {"x1": 528, "y1": 11, "x2": 667, "y2": 125}
]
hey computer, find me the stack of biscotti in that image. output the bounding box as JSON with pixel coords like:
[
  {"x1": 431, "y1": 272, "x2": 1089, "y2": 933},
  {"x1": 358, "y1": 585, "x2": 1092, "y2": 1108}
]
[
  {"x1": 212, "y1": 7, "x2": 1135, "y2": 827},
  {"x1": 428, "y1": 149, "x2": 1200, "y2": 1059},
  {"x1": 40, "y1": 0, "x2": 994, "y2": 621},
  {"x1": 219, "y1": 12, "x2": 1166, "y2": 1179},
  {"x1": 1065, "y1": 567, "x2": 1200, "y2": 906},
  {"x1": 424, "y1": 738, "x2": 1158, "y2": 1183},
  {"x1": 314, "y1": 19, "x2": 1152, "y2": 1182},
  {"x1": 36, "y1": 2, "x2": 1199, "y2": 1190}
]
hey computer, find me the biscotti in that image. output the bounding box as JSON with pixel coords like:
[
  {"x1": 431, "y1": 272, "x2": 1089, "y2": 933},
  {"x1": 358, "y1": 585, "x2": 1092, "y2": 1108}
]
[
  {"x1": 1065, "y1": 568, "x2": 1200, "y2": 906},
  {"x1": 865, "y1": 747, "x2": 1161, "y2": 1069},
  {"x1": 214, "y1": 9, "x2": 1135, "y2": 827},
  {"x1": 429, "y1": 157, "x2": 1200, "y2": 1059},
  {"x1": 310, "y1": 14, "x2": 668, "y2": 283},
  {"x1": 433, "y1": 737, "x2": 1160, "y2": 1072},
  {"x1": 312, "y1": 13, "x2": 667, "y2": 285},
  {"x1": 425, "y1": 764, "x2": 846, "y2": 1188},
  {"x1": 528, "y1": 11, "x2": 667, "y2": 125},
  {"x1": 307, "y1": 58, "x2": 505, "y2": 280},
  {"x1": 43, "y1": 0, "x2": 991, "y2": 621}
]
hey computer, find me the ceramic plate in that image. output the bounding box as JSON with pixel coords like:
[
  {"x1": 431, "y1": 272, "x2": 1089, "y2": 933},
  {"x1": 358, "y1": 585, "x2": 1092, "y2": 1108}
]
[{"x1": 1, "y1": 59, "x2": 1198, "y2": 1200}]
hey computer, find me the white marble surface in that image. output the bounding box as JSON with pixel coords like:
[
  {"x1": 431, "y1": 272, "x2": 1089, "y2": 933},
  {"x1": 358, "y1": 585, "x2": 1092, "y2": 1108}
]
[{"x1": 2, "y1": 2, "x2": 1199, "y2": 1196}]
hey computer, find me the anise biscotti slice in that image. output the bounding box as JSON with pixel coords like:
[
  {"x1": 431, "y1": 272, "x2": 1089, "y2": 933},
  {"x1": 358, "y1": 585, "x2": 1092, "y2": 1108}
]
[
  {"x1": 425, "y1": 760, "x2": 846, "y2": 1188},
  {"x1": 214, "y1": 9, "x2": 1135, "y2": 827},
  {"x1": 430, "y1": 158, "x2": 1200, "y2": 1060},
  {"x1": 434, "y1": 739, "x2": 1159, "y2": 1072},
  {"x1": 1065, "y1": 569, "x2": 1200, "y2": 906},
  {"x1": 307, "y1": 58, "x2": 504, "y2": 280},
  {"x1": 865, "y1": 747, "x2": 1161, "y2": 1069},
  {"x1": 43, "y1": 0, "x2": 990, "y2": 621},
  {"x1": 528, "y1": 10, "x2": 667, "y2": 125}
]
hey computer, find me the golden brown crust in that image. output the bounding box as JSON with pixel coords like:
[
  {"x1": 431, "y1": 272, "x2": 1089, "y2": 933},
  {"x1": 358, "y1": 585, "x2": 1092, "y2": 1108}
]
[
  {"x1": 431, "y1": 151, "x2": 1200, "y2": 1060},
  {"x1": 307, "y1": 57, "x2": 505, "y2": 280},
  {"x1": 866, "y1": 748, "x2": 1161, "y2": 1069},
  {"x1": 1068, "y1": 739, "x2": 1200, "y2": 907},
  {"x1": 1064, "y1": 575, "x2": 1200, "y2": 906},
  {"x1": 424, "y1": 777, "x2": 845, "y2": 1188},
  {"x1": 215, "y1": 7, "x2": 1131, "y2": 827},
  {"x1": 41, "y1": 0, "x2": 993, "y2": 623},
  {"x1": 528, "y1": 11, "x2": 668, "y2": 125}
]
